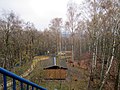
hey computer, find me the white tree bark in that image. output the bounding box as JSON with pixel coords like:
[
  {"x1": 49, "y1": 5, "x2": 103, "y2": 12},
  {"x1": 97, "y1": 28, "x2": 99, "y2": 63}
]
[{"x1": 99, "y1": 40, "x2": 116, "y2": 90}]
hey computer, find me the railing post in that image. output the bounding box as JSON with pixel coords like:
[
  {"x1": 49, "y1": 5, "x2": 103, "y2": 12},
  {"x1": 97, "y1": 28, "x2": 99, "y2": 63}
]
[
  {"x1": 13, "y1": 79, "x2": 16, "y2": 90},
  {"x1": 3, "y1": 74, "x2": 7, "y2": 90},
  {"x1": 0, "y1": 68, "x2": 47, "y2": 90},
  {"x1": 20, "y1": 82, "x2": 23, "y2": 90},
  {"x1": 32, "y1": 86, "x2": 34, "y2": 90},
  {"x1": 27, "y1": 84, "x2": 29, "y2": 90}
]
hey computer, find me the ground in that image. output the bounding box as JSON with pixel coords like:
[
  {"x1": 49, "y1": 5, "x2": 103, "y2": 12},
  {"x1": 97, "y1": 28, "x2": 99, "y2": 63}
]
[
  {"x1": 0, "y1": 55, "x2": 89, "y2": 90},
  {"x1": 26, "y1": 55, "x2": 89, "y2": 90}
]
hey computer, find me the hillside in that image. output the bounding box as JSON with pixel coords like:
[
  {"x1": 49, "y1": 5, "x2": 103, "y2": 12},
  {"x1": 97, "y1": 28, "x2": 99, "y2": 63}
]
[{"x1": 25, "y1": 56, "x2": 89, "y2": 90}]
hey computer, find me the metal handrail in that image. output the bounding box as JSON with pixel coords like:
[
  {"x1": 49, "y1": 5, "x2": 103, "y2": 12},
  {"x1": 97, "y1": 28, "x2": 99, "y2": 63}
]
[{"x1": 0, "y1": 67, "x2": 47, "y2": 90}]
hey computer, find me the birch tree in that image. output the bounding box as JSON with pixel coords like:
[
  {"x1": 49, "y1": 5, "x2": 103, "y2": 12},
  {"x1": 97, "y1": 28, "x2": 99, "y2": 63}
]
[{"x1": 66, "y1": 1, "x2": 80, "y2": 61}]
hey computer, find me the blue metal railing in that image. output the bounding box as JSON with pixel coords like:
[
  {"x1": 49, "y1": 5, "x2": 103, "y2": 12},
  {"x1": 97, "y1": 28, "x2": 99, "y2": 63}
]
[{"x1": 0, "y1": 67, "x2": 47, "y2": 90}]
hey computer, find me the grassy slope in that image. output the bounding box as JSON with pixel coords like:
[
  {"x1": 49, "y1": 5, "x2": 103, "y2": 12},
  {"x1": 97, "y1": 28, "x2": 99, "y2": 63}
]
[
  {"x1": 26, "y1": 56, "x2": 88, "y2": 90},
  {"x1": 0, "y1": 56, "x2": 49, "y2": 88},
  {"x1": 0, "y1": 61, "x2": 32, "y2": 84},
  {"x1": 0, "y1": 55, "x2": 88, "y2": 90}
]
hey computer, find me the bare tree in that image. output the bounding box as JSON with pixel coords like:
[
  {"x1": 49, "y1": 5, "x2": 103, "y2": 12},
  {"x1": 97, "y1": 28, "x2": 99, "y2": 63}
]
[{"x1": 66, "y1": 1, "x2": 80, "y2": 61}]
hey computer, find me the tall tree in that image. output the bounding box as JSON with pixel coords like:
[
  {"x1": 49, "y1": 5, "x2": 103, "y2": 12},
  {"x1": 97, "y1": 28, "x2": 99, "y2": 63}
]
[
  {"x1": 49, "y1": 18, "x2": 62, "y2": 54},
  {"x1": 66, "y1": 1, "x2": 80, "y2": 61}
]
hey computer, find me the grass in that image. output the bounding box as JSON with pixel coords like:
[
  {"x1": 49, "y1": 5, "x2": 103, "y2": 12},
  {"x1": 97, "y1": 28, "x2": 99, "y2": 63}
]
[
  {"x1": 26, "y1": 56, "x2": 88, "y2": 90},
  {"x1": 0, "y1": 55, "x2": 49, "y2": 89},
  {"x1": 12, "y1": 61, "x2": 32, "y2": 75},
  {"x1": 0, "y1": 61, "x2": 32, "y2": 85},
  {"x1": 34, "y1": 55, "x2": 49, "y2": 60},
  {"x1": 0, "y1": 55, "x2": 88, "y2": 89}
]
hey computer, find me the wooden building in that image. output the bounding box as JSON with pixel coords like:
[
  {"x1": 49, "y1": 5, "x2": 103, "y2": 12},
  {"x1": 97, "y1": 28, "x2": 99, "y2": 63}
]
[
  {"x1": 43, "y1": 65, "x2": 67, "y2": 80},
  {"x1": 64, "y1": 51, "x2": 72, "y2": 56},
  {"x1": 42, "y1": 57, "x2": 68, "y2": 80}
]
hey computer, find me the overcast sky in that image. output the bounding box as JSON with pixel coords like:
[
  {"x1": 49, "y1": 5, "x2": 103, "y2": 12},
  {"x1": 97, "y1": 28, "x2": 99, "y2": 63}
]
[{"x1": 0, "y1": 0, "x2": 83, "y2": 30}]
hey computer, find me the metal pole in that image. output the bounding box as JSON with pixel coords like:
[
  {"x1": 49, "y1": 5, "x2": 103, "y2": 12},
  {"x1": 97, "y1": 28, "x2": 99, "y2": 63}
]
[
  {"x1": 0, "y1": 67, "x2": 47, "y2": 90},
  {"x1": 20, "y1": 82, "x2": 23, "y2": 90},
  {"x1": 13, "y1": 79, "x2": 16, "y2": 90},
  {"x1": 32, "y1": 86, "x2": 34, "y2": 90},
  {"x1": 27, "y1": 84, "x2": 29, "y2": 90},
  {"x1": 3, "y1": 74, "x2": 7, "y2": 90}
]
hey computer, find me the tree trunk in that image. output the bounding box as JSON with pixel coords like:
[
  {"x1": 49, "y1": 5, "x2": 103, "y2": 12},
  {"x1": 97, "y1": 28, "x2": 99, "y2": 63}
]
[
  {"x1": 114, "y1": 62, "x2": 120, "y2": 90},
  {"x1": 99, "y1": 40, "x2": 115, "y2": 90}
]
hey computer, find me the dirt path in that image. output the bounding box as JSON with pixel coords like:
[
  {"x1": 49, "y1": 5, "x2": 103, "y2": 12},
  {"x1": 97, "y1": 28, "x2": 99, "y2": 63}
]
[{"x1": 0, "y1": 56, "x2": 49, "y2": 89}]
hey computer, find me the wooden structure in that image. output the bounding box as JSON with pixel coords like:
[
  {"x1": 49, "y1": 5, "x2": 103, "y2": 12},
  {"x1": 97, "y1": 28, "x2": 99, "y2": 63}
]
[
  {"x1": 64, "y1": 51, "x2": 72, "y2": 56},
  {"x1": 63, "y1": 51, "x2": 72, "y2": 61},
  {"x1": 43, "y1": 65, "x2": 67, "y2": 80},
  {"x1": 42, "y1": 57, "x2": 68, "y2": 80}
]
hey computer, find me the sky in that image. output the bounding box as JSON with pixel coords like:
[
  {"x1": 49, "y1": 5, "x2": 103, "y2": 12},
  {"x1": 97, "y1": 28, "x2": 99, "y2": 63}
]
[{"x1": 0, "y1": 0, "x2": 84, "y2": 30}]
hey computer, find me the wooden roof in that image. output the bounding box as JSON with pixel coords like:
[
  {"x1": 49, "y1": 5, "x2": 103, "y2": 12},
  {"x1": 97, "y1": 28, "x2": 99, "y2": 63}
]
[{"x1": 43, "y1": 65, "x2": 67, "y2": 70}]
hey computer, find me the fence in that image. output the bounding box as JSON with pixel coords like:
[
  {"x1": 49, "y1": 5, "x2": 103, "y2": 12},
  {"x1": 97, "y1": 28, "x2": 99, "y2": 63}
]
[{"x1": 0, "y1": 67, "x2": 47, "y2": 90}]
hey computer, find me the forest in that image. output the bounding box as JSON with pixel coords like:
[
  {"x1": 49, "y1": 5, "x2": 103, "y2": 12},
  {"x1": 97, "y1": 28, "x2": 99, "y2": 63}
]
[{"x1": 0, "y1": 0, "x2": 120, "y2": 90}]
